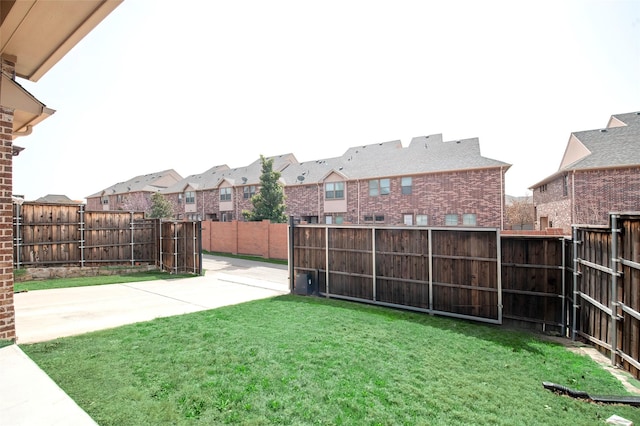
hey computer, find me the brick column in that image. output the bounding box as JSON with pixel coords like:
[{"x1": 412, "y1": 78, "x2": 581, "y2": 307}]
[{"x1": 0, "y1": 56, "x2": 16, "y2": 341}]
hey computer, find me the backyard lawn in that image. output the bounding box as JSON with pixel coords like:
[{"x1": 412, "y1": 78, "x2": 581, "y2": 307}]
[
  {"x1": 14, "y1": 271, "x2": 196, "y2": 292},
  {"x1": 22, "y1": 295, "x2": 640, "y2": 425}
]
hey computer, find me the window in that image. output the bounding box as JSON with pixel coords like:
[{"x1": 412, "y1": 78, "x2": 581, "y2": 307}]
[
  {"x1": 220, "y1": 187, "x2": 231, "y2": 201},
  {"x1": 243, "y1": 185, "x2": 256, "y2": 199},
  {"x1": 185, "y1": 191, "x2": 195, "y2": 204},
  {"x1": 221, "y1": 212, "x2": 233, "y2": 222},
  {"x1": 539, "y1": 184, "x2": 548, "y2": 193},
  {"x1": 325, "y1": 182, "x2": 345, "y2": 199},
  {"x1": 563, "y1": 175, "x2": 568, "y2": 197},
  {"x1": 363, "y1": 214, "x2": 384, "y2": 223},
  {"x1": 416, "y1": 215, "x2": 428, "y2": 226},
  {"x1": 325, "y1": 215, "x2": 333, "y2": 225},
  {"x1": 177, "y1": 193, "x2": 183, "y2": 204},
  {"x1": 375, "y1": 214, "x2": 385, "y2": 223},
  {"x1": 101, "y1": 196, "x2": 109, "y2": 205},
  {"x1": 404, "y1": 214, "x2": 413, "y2": 226},
  {"x1": 445, "y1": 214, "x2": 458, "y2": 226},
  {"x1": 369, "y1": 178, "x2": 390, "y2": 196},
  {"x1": 401, "y1": 177, "x2": 412, "y2": 195},
  {"x1": 363, "y1": 215, "x2": 373, "y2": 223},
  {"x1": 117, "y1": 195, "x2": 123, "y2": 203},
  {"x1": 463, "y1": 213, "x2": 477, "y2": 226},
  {"x1": 335, "y1": 215, "x2": 344, "y2": 225}
]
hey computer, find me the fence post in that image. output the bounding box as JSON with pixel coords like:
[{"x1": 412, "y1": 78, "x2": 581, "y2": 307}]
[
  {"x1": 325, "y1": 226, "x2": 330, "y2": 298},
  {"x1": 158, "y1": 219, "x2": 163, "y2": 271},
  {"x1": 610, "y1": 214, "x2": 619, "y2": 367},
  {"x1": 288, "y1": 216, "x2": 295, "y2": 293},
  {"x1": 130, "y1": 212, "x2": 135, "y2": 266},
  {"x1": 79, "y1": 204, "x2": 85, "y2": 268},
  {"x1": 572, "y1": 225, "x2": 579, "y2": 341},
  {"x1": 13, "y1": 201, "x2": 21, "y2": 269},
  {"x1": 561, "y1": 236, "x2": 567, "y2": 338},
  {"x1": 372, "y1": 227, "x2": 377, "y2": 302},
  {"x1": 496, "y1": 228, "x2": 503, "y2": 324},
  {"x1": 173, "y1": 221, "x2": 178, "y2": 274},
  {"x1": 428, "y1": 228, "x2": 433, "y2": 312}
]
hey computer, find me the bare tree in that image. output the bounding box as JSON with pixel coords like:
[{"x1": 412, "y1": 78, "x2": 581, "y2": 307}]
[{"x1": 506, "y1": 195, "x2": 535, "y2": 230}]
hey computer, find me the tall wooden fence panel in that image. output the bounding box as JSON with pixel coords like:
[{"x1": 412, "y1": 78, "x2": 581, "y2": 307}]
[
  {"x1": 159, "y1": 221, "x2": 202, "y2": 274},
  {"x1": 14, "y1": 203, "x2": 201, "y2": 274},
  {"x1": 292, "y1": 225, "x2": 501, "y2": 324},
  {"x1": 571, "y1": 214, "x2": 640, "y2": 379},
  {"x1": 618, "y1": 215, "x2": 640, "y2": 378},
  {"x1": 501, "y1": 236, "x2": 568, "y2": 334}
]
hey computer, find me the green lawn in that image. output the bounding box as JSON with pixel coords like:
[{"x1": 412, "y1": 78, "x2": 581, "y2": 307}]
[
  {"x1": 22, "y1": 296, "x2": 640, "y2": 425},
  {"x1": 14, "y1": 271, "x2": 196, "y2": 292}
]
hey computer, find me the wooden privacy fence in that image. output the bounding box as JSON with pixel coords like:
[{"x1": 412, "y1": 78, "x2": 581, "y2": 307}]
[
  {"x1": 572, "y1": 213, "x2": 640, "y2": 379},
  {"x1": 13, "y1": 202, "x2": 202, "y2": 274},
  {"x1": 290, "y1": 215, "x2": 640, "y2": 379},
  {"x1": 291, "y1": 225, "x2": 502, "y2": 324}
]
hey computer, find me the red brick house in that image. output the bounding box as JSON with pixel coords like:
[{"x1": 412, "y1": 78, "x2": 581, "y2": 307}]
[
  {"x1": 531, "y1": 111, "x2": 640, "y2": 232},
  {"x1": 86, "y1": 169, "x2": 183, "y2": 212},
  {"x1": 0, "y1": 0, "x2": 122, "y2": 340},
  {"x1": 161, "y1": 157, "x2": 297, "y2": 221},
  {"x1": 161, "y1": 134, "x2": 510, "y2": 228}
]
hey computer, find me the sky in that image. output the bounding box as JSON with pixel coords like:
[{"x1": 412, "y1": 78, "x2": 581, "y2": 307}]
[{"x1": 14, "y1": 0, "x2": 640, "y2": 201}]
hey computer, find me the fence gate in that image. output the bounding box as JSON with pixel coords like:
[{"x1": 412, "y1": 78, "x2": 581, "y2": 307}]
[
  {"x1": 291, "y1": 225, "x2": 502, "y2": 325},
  {"x1": 159, "y1": 220, "x2": 202, "y2": 275},
  {"x1": 572, "y1": 214, "x2": 640, "y2": 379}
]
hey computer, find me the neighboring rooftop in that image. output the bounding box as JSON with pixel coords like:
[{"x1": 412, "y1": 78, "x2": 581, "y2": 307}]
[
  {"x1": 532, "y1": 111, "x2": 640, "y2": 188},
  {"x1": 281, "y1": 134, "x2": 510, "y2": 185},
  {"x1": 87, "y1": 169, "x2": 183, "y2": 198},
  {"x1": 33, "y1": 194, "x2": 81, "y2": 204},
  {"x1": 161, "y1": 154, "x2": 298, "y2": 194}
]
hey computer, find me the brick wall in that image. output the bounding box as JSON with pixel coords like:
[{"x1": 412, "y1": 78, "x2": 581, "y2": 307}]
[
  {"x1": 574, "y1": 168, "x2": 640, "y2": 225},
  {"x1": 282, "y1": 168, "x2": 505, "y2": 227},
  {"x1": 0, "y1": 57, "x2": 16, "y2": 340},
  {"x1": 201, "y1": 220, "x2": 288, "y2": 260},
  {"x1": 534, "y1": 168, "x2": 640, "y2": 231}
]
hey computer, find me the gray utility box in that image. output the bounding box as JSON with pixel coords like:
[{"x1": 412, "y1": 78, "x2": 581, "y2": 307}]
[{"x1": 294, "y1": 271, "x2": 318, "y2": 295}]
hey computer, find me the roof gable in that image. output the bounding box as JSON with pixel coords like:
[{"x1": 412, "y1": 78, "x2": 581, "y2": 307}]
[{"x1": 559, "y1": 134, "x2": 591, "y2": 169}]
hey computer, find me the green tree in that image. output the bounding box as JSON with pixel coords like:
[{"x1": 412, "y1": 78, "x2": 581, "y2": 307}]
[
  {"x1": 243, "y1": 155, "x2": 287, "y2": 223},
  {"x1": 148, "y1": 192, "x2": 174, "y2": 219}
]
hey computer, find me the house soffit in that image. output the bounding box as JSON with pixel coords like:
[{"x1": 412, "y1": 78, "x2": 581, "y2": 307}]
[{"x1": 0, "y1": 0, "x2": 123, "y2": 82}]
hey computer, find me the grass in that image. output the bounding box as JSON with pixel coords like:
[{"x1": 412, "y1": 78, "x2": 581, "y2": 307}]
[
  {"x1": 21, "y1": 296, "x2": 640, "y2": 425},
  {"x1": 14, "y1": 271, "x2": 196, "y2": 292}
]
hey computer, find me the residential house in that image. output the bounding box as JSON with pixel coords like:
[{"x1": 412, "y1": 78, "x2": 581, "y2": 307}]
[
  {"x1": 158, "y1": 134, "x2": 509, "y2": 228},
  {"x1": 161, "y1": 156, "x2": 297, "y2": 221},
  {"x1": 281, "y1": 135, "x2": 509, "y2": 227},
  {"x1": 86, "y1": 169, "x2": 183, "y2": 211},
  {"x1": 0, "y1": 0, "x2": 123, "y2": 340},
  {"x1": 531, "y1": 111, "x2": 640, "y2": 232}
]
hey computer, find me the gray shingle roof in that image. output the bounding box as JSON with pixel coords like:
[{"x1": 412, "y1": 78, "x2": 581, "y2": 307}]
[
  {"x1": 530, "y1": 111, "x2": 640, "y2": 188},
  {"x1": 281, "y1": 134, "x2": 510, "y2": 185},
  {"x1": 161, "y1": 154, "x2": 298, "y2": 194},
  {"x1": 161, "y1": 165, "x2": 231, "y2": 193},
  {"x1": 562, "y1": 111, "x2": 640, "y2": 171},
  {"x1": 87, "y1": 169, "x2": 182, "y2": 198}
]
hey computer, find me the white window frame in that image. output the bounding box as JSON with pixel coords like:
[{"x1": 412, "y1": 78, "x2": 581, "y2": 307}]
[
  {"x1": 463, "y1": 213, "x2": 477, "y2": 226},
  {"x1": 401, "y1": 177, "x2": 412, "y2": 195},
  {"x1": 445, "y1": 214, "x2": 458, "y2": 226},
  {"x1": 220, "y1": 187, "x2": 232, "y2": 201},
  {"x1": 325, "y1": 182, "x2": 345, "y2": 199}
]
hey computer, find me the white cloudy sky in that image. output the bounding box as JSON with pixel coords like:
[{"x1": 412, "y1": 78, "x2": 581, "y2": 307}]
[{"x1": 14, "y1": 0, "x2": 640, "y2": 201}]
